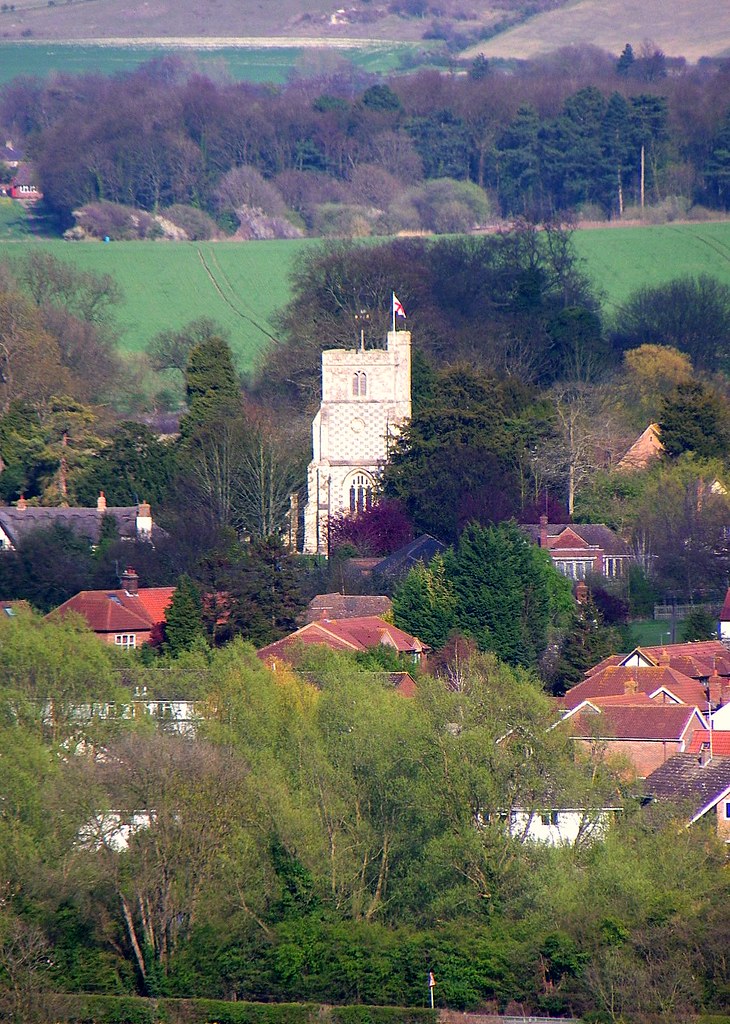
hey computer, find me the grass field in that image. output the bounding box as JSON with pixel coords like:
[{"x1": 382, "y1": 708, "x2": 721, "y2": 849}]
[
  {"x1": 3, "y1": 220, "x2": 730, "y2": 373},
  {"x1": 0, "y1": 41, "x2": 422, "y2": 85},
  {"x1": 573, "y1": 222, "x2": 730, "y2": 319},
  {"x1": 0, "y1": 237, "x2": 315, "y2": 372}
]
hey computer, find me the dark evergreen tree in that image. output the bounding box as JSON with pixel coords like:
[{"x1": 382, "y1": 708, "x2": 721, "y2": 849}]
[
  {"x1": 616, "y1": 43, "x2": 635, "y2": 76},
  {"x1": 682, "y1": 608, "x2": 718, "y2": 642},
  {"x1": 392, "y1": 556, "x2": 456, "y2": 650},
  {"x1": 163, "y1": 574, "x2": 206, "y2": 656},
  {"x1": 660, "y1": 381, "x2": 729, "y2": 460},
  {"x1": 181, "y1": 336, "x2": 240, "y2": 437}
]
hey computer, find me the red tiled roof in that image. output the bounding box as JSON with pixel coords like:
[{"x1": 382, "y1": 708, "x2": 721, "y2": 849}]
[
  {"x1": 686, "y1": 730, "x2": 730, "y2": 757},
  {"x1": 588, "y1": 642, "x2": 730, "y2": 680},
  {"x1": 53, "y1": 587, "x2": 174, "y2": 634},
  {"x1": 569, "y1": 703, "x2": 705, "y2": 742},
  {"x1": 258, "y1": 616, "x2": 428, "y2": 665},
  {"x1": 563, "y1": 665, "x2": 706, "y2": 710}
]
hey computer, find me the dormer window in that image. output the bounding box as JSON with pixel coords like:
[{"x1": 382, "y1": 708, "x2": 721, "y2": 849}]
[{"x1": 352, "y1": 371, "x2": 367, "y2": 397}]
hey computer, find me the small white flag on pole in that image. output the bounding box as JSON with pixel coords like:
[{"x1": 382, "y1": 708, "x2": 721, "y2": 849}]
[
  {"x1": 392, "y1": 292, "x2": 406, "y2": 332},
  {"x1": 428, "y1": 971, "x2": 436, "y2": 1008}
]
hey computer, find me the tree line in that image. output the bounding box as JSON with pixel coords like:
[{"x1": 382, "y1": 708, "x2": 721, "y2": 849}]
[{"x1": 5, "y1": 50, "x2": 730, "y2": 231}]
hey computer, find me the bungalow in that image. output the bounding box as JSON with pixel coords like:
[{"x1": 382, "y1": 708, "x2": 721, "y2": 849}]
[
  {"x1": 257, "y1": 615, "x2": 429, "y2": 669},
  {"x1": 50, "y1": 567, "x2": 174, "y2": 649},
  {"x1": 521, "y1": 516, "x2": 632, "y2": 580}
]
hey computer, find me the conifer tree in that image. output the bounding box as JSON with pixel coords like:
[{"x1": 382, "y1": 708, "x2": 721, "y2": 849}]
[{"x1": 163, "y1": 574, "x2": 206, "y2": 657}]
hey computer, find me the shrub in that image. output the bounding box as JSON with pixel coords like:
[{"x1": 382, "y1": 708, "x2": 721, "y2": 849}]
[
  {"x1": 397, "y1": 178, "x2": 490, "y2": 233},
  {"x1": 311, "y1": 203, "x2": 379, "y2": 238},
  {"x1": 68, "y1": 201, "x2": 158, "y2": 240},
  {"x1": 163, "y1": 205, "x2": 220, "y2": 240}
]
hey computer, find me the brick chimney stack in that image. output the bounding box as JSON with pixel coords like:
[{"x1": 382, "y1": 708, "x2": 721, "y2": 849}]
[
  {"x1": 16, "y1": 495, "x2": 26, "y2": 510},
  {"x1": 120, "y1": 567, "x2": 139, "y2": 595},
  {"x1": 539, "y1": 514, "x2": 548, "y2": 549},
  {"x1": 97, "y1": 491, "x2": 107, "y2": 511}
]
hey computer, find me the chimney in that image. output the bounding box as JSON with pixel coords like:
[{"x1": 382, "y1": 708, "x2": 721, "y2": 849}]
[
  {"x1": 97, "y1": 491, "x2": 107, "y2": 511},
  {"x1": 16, "y1": 495, "x2": 26, "y2": 510},
  {"x1": 136, "y1": 501, "x2": 152, "y2": 539},
  {"x1": 574, "y1": 580, "x2": 588, "y2": 604},
  {"x1": 120, "y1": 567, "x2": 139, "y2": 595},
  {"x1": 539, "y1": 514, "x2": 548, "y2": 549},
  {"x1": 699, "y1": 740, "x2": 712, "y2": 767}
]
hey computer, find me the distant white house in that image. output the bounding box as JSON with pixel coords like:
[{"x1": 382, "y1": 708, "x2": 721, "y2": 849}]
[
  {"x1": 478, "y1": 807, "x2": 621, "y2": 847},
  {"x1": 78, "y1": 811, "x2": 152, "y2": 852}
]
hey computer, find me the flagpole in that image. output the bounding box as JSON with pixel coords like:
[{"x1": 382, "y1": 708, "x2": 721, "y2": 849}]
[{"x1": 392, "y1": 292, "x2": 395, "y2": 334}]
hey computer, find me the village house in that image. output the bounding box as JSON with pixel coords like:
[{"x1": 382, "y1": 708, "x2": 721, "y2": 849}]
[
  {"x1": 50, "y1": 567, "x2": 174, "y2": 649},
  {"x1": 563, "y1": 699, "x2": 708, "y2": 777},
  {"x1": 521, "y1": 515, "x2": 633, "y2": 580},
  {"x1": 0, "y1": 494, "x2": 161, "y2": 550}
]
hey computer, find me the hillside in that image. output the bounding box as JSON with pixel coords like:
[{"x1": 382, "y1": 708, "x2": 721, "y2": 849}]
[
  {"x1": 0, "y1": 0, "x2": 497, "y2": 43},
  {"x1": 466, "y1": 0, "x2": 730, "y2": 61}
]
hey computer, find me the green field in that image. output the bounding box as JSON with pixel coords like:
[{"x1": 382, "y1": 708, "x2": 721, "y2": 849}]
[
  {"x1": 0, "y1": 236, "x2": 314, "y2": 372},
  {"x1": 573, "y1": 221, "x2": 730, "y2": 317},
  {"x1": 3, "y1": 220, "x2": 730, "y2": 373},
  {"x1": 0, "y1": 41, "x2": 418, "y2": 85}
]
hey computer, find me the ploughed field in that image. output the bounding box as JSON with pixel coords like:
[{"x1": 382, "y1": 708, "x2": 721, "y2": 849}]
[{"x1": 1, "y1": 221, "x2": 729, "y2": 372}]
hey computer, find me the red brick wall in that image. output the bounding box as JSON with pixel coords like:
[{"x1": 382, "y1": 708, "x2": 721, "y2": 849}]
[{"x1": 575, "y1": 738, "x2": 681, "y2": 777}]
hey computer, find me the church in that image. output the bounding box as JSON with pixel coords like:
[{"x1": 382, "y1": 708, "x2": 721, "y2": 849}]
[{"x1": 303, "y1": 329, "x2": 411, "y2": 555}]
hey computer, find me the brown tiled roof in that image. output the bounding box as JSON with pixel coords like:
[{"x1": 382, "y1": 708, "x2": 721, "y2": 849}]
[
  {"x1": 686, "y1": 730, "x2": 730, "y2": 757},
  {"x1": 53, "y1": 587, "x2": 174, "y2": 634},
  {"x1": 643, "y1": 753, "x2": 730, "y2": 821},
  {"x1": 563, "y1": 665, "x2": 706, "y2": 710},
  {"x1": 569, "y1": 704, "x2": 705, "y2": 742},
  {"x1": 305, "y1": 593, "x2": 392, "y2": 623},
  {"x1": 258, "y1": 616, "x2": 428, "y2": 665}
]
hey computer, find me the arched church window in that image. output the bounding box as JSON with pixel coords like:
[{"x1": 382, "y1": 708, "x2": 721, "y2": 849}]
[
  {"x1": 349, "y1": 473, "x2": 373, "y2": 513},
  {"x1": 353, "y1": 372, "x2": 360, "y2": 396},
  {"x1": 359, "y1": 372, "x2": 367, "y2": 396},
  {"x1": 352, "y1": 371, "x2": 367, "y2": 397}
]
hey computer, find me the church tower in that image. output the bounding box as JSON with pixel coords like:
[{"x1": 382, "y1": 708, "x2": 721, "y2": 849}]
[{"x1": 303, "y1": 330, "x2": 411, "y2": 555}]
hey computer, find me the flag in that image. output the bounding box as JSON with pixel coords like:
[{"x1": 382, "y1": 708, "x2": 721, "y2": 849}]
[
  {"x1": 428, "y1": 972, "x2": 436, "y2": 988},
  {"x1": 393, "y1": 293, "x2": 406, "y2": 319}
]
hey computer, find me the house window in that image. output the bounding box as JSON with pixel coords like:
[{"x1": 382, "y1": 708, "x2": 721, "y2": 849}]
[
  {"x1": 555, "y1": 559, "x2": 593, "y2": 579},
  {"x1": 725, "y1": 802, "x2": 730, "y2": 820},
  {"x1": 349, "y1": 473, "x2": 373, "y2": 513},
  {"x1": 540, "y1": 812, "x2": 560, "y2": 826},
  {"x1": 114, "y1": 633, "x2": 136, "y2": 649},
  {"x1": 352, "y1": 371, "x2": 367, "y2": 397}
]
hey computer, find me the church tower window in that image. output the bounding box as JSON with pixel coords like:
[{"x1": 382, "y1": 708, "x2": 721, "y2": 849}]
[
  {"x1": 349, "y1": 473, "x2": 373, "y2": 513},
  {"x1": 352, "y1": 371, "x2": 367, "y2": 397}
]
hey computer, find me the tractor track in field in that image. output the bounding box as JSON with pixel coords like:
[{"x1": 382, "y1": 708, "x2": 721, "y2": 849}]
[
  {"x1": 666, "y1": 223, "x2": 730, "y2": 265},
  {"x1": 196, "y1": 246, "x2": 281, "y2": 346}
]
